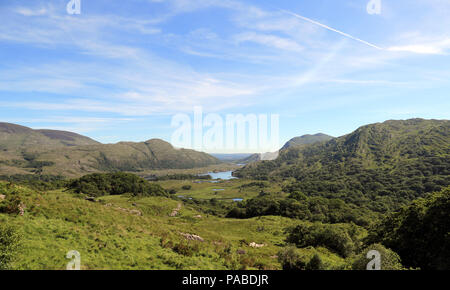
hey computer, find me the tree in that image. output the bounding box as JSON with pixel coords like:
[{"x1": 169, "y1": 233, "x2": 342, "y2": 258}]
[{"x1": 367, "y1": 187, "x2": 450, "y2": 270}]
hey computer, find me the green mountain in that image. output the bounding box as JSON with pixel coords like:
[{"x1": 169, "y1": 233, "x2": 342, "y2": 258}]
[
  {"x1": 235, "y1": 119, "x2": 450, "y2": 212},
  {"x1": 281, "y1": 133, "x2": 334, "y2": 150},
  {"x1": 0, "y1": 123, "x2": 220, "y2": 177}
]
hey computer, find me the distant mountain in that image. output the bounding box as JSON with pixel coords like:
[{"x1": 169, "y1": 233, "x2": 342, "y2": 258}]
[
  {"x1": 236, "y1": 153, "x2": 260, "y2": 164},
  {"x1": 211, "y1": 153, "x2": 254, "y2": 163},
  {"x1": 281, "y1": 133, "x2": 334, "y2": 150},
  {"x1": 0, "y1": 123, "x2": 220, "y2": 177},
  {"x1": 235, "y1": 119, "x2": 450, "y2": 212},
  {"x1": 235, "y1": 151, "x2": 279, "y2": 164}
]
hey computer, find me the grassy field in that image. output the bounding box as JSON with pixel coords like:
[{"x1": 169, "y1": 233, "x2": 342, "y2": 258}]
[
  {"x1": 155, "y1": 178, "x2": 285, "y2": 202},
  {"x1": 1, "y1": 181, "x2": 349, "y2": 270}
]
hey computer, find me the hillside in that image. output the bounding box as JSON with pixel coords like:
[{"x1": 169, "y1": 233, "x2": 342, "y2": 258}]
[
  {"x1": 0, "y1": 180, "x2": 305, "y2": 270},
  {"x1": 0, "y1": 123, "x2": 100, "y2": 150},
  {"x1": 281, "y1": 133, "x2": 334, "y2": 150},
  {"x1": 0, "y1": 123, "x2": 220, "y2": 177},
  {"x1": 235, "y1": 119, "x2": 450, "y2": 212}
]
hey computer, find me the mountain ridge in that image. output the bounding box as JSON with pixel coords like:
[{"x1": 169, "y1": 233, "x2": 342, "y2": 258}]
[
  {"x1": 281, "y1": 133, "x2": 334, "y2": 150},
  {"x1": 235, "y1": 118, "x2": 450, "y2": 212},
  {"x1": 0, "y1": 122, "x2": 220, "y2": 177}
]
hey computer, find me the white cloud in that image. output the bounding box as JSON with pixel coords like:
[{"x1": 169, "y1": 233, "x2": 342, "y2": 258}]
[
  {"x1": 15, "y1": 7, "x2": 48, "y2": 16},
  {"x1": 387, "y1": 38, "x2": 450, "y2": 55},
  {"x1": 234, "y1": 32, "x2": 304, "y2": 52}
]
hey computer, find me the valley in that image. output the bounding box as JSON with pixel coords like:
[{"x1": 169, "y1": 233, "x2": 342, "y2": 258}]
[{"x1": 0, "y1": 118, "x2": 449, "y2": 270}]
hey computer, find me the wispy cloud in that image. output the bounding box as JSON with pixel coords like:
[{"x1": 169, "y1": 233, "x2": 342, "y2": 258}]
[
  {"x1": 387, "y1": 38, "x2": 450, "y2": 55},
  {"x1": 15, "y1": 7, "x2": 48, "y2": 16},
  {"x1": 278, "y1": 8, "x2": 383, "y2": 50},
  {"x1": 234, "y1": 32, "x2": 304, "y2": 52}
]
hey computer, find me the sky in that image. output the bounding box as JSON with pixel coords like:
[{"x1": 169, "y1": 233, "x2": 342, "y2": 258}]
[{"x1": 0, "y1": 0, "x2": 449, "y2": 153}]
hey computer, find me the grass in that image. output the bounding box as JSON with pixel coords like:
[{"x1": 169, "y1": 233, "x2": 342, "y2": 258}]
[
  {"x1": 157, "y1": 179, "x2": 285, "y2": 202},
  {"x1": 2, "y1": 181, "x2": 336, "y2": 270}
]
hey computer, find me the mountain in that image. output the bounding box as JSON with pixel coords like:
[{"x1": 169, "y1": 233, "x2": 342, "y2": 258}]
[
  {"x1": 233, "y1": 133, "x2": 333, "y2": 164},
  {"x1": 0, "y1": 122, "x2": 99, "y2": 151},
  {"x1": 210, "y1": 153, "x2": 254, "y2": 163},
  {"x1": 235, "y1": 151, "x2": 279, "y2": 164},
  {"x1": 235, "y1": 119, "x2": 450, "y2": 212},
  {"x1": 236, "y1": 153, "x2": 261, "y2": 164},
  {"x1": 281, "y1": 133, "x2": 334, "y2": 150},
  {"x1": 0, "y1": 123, "x2": 220, "y2": 177}
]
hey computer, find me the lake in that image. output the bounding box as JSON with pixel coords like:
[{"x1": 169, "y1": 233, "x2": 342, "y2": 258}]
[{"x1": 204, "y1": 171, "x2": 237, "y2": 180}]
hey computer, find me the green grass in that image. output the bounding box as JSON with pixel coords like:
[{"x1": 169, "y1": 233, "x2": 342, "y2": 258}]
[
  {"x1": 3, "y1": 181, "x2": 342, "y2": 270},
  {"x1": 157, "y1": 179, "x2": 285, "y2": 202}
]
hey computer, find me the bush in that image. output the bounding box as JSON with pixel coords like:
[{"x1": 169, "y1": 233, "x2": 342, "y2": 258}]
[
  {"x1": 277, "y1": 246, "x2": 308, "y2": 270},
  {"x1": 367, "y1": 186, "x2": 450, "y2": 270},
  {"x1": 0, "y1": 195, "x2": 23, "y2": 215},
  {"x1": 286, "y1": 223, "x2": 358, "y2": 258},
  {"x1": 181, "y1": 185, "x2": 192, "y2": 190},
  {"x1": 172, "y1": 241, "x2": 200, "y2": 257},
  {"x1": 306, "y1": 254, "x2": 324, "y2": 270},
  {"x1": 68, "y1": 172, "x2": 168, "y2": 197},
  {"x1": 0, "y1": 224, "x2": 22, "y2": 270},
  {"x1": 351, "y1": 244, "x2": 403, "y2": 270}
]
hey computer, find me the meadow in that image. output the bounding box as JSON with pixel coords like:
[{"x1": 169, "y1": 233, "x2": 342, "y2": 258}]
[{"x1": 2, "y1": 180, "x2": 346, "y2": 270}]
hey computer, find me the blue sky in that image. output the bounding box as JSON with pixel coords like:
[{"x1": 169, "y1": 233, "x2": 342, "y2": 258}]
[{"x1": 0, "y1": 0, "x2": 449, "y2": 153}]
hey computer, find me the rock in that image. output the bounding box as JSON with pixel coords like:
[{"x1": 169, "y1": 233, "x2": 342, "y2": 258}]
[
  {"x1": 249, "y1": 242, "x2": 266, "y2": 248},
  {"x1": 194, "y1": 215, "x2": 202, "y2": 218},
  {"x1": 129, "y1": 209, "x2": 142, "y2": 216},
  {"x1": 18, "y1": 203, "x2": 25, "y2": 216},
  {"x1": 116, "y1": 206, "x2": 142, "y2": 216},
  {"x1": 0, "y1": 194, "x2": 5, "y2": 201},
  {"x1": 180, "y1": 233, "x2": 205, "y2": 242},
  {"x1": 169, "y1": 203, "x2": 182, "y2": 217},
  {"x1": 85, "y1": 196, "x2": 96, "y2": 202}
]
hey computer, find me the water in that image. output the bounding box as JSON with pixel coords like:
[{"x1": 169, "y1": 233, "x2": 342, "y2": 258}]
[
  {"x1": 206, "y1": 171, "x2": 236, "y2": 180},
  {"x1": 232, "y1": 198, "x2": 244, "y2": 202}
]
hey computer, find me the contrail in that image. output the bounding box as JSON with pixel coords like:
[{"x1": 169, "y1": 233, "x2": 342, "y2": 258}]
[{"x1": 278, "y1": 8, "x2": 383, "y2": 50}]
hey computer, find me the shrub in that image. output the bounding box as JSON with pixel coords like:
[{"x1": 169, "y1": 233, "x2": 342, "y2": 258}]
[
  {"x1": 0, "y1": 195, "x2": 23, "y2": 215},
  {"x1": 277, "y1": 246, "x2": 308, "y2": 270},
  {"x1": 286, "y1": 223, "x2": 358, "y2": 258},
  {"x1": 351, "y1": 244, "x2": 403, "y2": 270},
  {"x1": 0, "y1": 224, "x2": 22, "y2": 270},
  {"x1": 306, "y1": 254, "x2": 324, "y2": 270},
  {"x1": 367, "y1": 186, "x2": 450, "y2": 270},
  {"x1": 68, "y1": 172, "x2": 167, "y2": 197},
  {"x1": 181, "y1": 185, "x2": 192, "y2": 190},
  {"x1": 172, "y1": 241, "x2": 199, "y2": 257}
]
